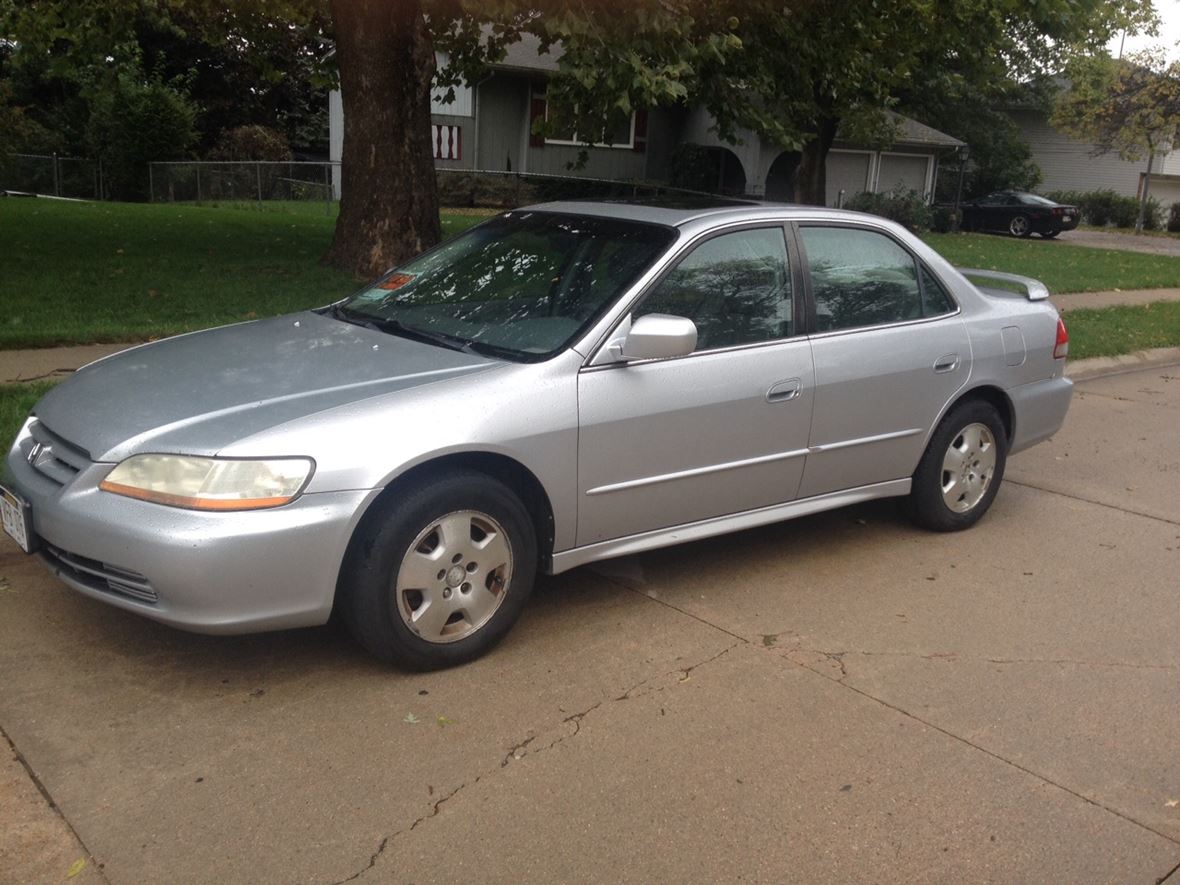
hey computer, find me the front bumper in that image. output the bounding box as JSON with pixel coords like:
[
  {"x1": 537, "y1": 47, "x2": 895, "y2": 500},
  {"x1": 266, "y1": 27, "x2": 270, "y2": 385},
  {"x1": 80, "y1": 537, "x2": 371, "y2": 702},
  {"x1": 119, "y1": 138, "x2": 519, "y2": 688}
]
[{"x1": 5, "y1": 419, "x2": 379, "y2": 634}]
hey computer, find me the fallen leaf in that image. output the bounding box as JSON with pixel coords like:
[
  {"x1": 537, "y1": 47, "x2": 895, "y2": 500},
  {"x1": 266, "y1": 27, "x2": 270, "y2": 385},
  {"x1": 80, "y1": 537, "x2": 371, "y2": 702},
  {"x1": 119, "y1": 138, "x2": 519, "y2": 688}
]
[
  {"x1": 1166, "y1": 799, "x2": 1179, "y2": 808},
  {"x1": 404, "y1": 713, "x2": 420, "y2": 724},
  {"x1": 67, "y1": 858, "x2": 86, "y2": 878},
  {"x1": 436, "y1": 715, "x2": 454, "y2": 728}
]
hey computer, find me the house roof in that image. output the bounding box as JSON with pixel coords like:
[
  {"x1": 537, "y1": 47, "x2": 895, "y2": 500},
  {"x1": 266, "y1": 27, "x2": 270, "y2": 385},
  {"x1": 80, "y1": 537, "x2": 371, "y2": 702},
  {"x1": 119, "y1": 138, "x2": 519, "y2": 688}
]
[
  {"x1": 884, "y1": 111, "x2": 965, "y2": 149},
  {"x1": 490, "y1": 33, "x2": 560, "y2": 74}
]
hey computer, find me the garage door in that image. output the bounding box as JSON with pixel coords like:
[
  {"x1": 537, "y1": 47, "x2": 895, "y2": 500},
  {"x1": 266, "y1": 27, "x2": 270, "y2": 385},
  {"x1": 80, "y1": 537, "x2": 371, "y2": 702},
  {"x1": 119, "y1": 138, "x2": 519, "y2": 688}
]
[
  {"x1": 1149, "y1": 177, "x2": 1180, "y2": 209},
  {"x1": 826, "y1": 152, "x2": 871, "y2": 207},
  {"x1": 877, "y1": 153, "x2": 930, "y2": 197}
]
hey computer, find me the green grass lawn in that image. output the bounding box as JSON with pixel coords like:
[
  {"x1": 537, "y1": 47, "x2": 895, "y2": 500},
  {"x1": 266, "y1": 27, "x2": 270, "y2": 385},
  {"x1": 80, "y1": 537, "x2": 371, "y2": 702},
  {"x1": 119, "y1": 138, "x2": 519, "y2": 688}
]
[
  {"x1": 922, "y1": 232, "x2": 1180, "y2": 294},
  {"x1": 0, "y1": 199, "x2": 488, "y2": 349},
  {"x1": 1065, "y1": 302, "x2": 1180, "y2": 360},
  {"x1": 5, "y1": 197, "x2": 1180, "y2": 353}
]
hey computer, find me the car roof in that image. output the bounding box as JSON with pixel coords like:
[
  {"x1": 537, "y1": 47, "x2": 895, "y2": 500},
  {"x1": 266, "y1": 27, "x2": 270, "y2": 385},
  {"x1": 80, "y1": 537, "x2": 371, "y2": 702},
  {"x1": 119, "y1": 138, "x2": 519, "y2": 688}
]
[{"x1": 516, "y1": 199, "x2": 879, "y2": 228}]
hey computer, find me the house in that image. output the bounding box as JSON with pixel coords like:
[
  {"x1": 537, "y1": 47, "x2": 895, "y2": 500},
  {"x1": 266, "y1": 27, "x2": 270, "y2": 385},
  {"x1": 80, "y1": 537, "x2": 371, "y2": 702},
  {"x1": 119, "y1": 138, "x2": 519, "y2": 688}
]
[
  {"x1": 328, "y1": 35, "x2": 963, "y2": 204},
  {"x1": 1006, "y1": 103, "x2": 1180, "y2": 206}
]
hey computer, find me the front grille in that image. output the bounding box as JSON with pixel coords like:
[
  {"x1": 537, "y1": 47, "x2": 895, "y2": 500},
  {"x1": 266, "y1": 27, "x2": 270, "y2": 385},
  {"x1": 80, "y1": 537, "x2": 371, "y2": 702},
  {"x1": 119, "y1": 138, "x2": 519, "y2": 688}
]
[
  {"x1": 24, "y1": 421, "x2": 92, "y2": 486},
  {"x1": 41, "y1": 543, "x2": 158, "y2": 604}
]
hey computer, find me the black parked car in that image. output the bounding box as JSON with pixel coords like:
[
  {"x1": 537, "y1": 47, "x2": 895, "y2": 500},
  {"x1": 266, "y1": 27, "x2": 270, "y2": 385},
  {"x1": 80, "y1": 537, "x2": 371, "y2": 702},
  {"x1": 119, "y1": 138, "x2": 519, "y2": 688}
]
[{"x1": 960, "y1": 192, "x2": 1080, "y2": 238}]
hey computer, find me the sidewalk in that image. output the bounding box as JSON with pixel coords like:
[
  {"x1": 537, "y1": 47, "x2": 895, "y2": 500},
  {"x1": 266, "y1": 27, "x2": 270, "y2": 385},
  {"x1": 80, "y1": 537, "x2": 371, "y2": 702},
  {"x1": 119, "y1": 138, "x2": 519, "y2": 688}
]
[{"x1": 2, "y1": 286, "x2": 1180, "y2": 384}]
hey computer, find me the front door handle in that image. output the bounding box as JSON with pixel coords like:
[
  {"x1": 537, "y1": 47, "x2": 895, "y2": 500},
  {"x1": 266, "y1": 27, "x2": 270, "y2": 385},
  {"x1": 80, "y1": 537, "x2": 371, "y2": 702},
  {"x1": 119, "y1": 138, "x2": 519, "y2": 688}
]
[
  {"x1": 766, "y1": 378, "x2": 802, "y2": 403},
  {"x1": 933, "y1": 354, "x2": 960, "y2": 374}
]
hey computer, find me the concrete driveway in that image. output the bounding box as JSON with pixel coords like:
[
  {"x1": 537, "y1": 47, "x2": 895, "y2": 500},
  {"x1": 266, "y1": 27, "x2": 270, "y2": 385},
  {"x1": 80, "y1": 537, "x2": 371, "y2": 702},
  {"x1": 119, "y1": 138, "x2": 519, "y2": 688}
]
[
  {"x1": 2, "y1": 363, "x2": 1179, "y2": 884},
  {"x1": 1055, "y1": 228, "x2": 1180, "y2": 258}
]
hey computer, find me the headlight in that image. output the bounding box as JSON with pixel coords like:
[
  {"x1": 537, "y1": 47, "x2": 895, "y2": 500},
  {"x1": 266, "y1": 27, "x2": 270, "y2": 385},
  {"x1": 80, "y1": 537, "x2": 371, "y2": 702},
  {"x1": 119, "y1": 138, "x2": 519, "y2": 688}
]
[{"x1": 99, "y1": 455, "x2": 314, "y2": 511}]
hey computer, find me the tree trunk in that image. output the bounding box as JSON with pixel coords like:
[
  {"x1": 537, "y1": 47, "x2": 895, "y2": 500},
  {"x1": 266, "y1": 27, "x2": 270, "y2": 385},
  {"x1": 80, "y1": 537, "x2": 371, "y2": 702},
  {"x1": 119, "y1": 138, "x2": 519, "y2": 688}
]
[
  {"x1": 793, "y1": 115, "x2": 839, "y2": 206},
  {"x1": 323, "y1": 0, "x2": 441, "y2": 277},
  {"x1": 1135, "y1": 150, "x2": 1155, "y2": 234}
]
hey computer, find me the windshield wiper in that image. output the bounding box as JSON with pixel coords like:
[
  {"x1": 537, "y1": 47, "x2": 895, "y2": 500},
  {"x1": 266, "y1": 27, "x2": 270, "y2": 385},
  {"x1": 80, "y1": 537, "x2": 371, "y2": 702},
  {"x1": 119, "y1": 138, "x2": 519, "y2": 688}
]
[{"x1": 327, "y1": 304, "x2": 480, "y2": 355}]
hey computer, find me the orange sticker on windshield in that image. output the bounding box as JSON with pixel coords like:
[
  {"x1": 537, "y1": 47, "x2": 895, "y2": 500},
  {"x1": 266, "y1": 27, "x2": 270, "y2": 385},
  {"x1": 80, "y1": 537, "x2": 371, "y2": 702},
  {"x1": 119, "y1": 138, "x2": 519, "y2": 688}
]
[{"x1": 377, "y1": 273, "x2": 415, "y2": 291}]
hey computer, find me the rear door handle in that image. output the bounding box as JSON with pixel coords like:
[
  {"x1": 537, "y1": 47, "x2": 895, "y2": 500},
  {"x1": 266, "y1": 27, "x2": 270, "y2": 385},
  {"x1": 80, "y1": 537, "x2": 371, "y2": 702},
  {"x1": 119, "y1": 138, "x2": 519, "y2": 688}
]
[
  {"x1": 766, "y1": 378, "x2": 802, "y2": 403},
  {"x1": 933, "y1": 354, "x2": 960, "y2": 374}
]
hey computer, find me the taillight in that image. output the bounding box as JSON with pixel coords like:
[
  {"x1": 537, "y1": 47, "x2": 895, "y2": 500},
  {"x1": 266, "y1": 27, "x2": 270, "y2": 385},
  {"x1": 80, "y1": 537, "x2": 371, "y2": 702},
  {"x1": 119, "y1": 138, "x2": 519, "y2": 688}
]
[{"x1": 1053, "y1": 317, "x2": 1069, "y2": 359}]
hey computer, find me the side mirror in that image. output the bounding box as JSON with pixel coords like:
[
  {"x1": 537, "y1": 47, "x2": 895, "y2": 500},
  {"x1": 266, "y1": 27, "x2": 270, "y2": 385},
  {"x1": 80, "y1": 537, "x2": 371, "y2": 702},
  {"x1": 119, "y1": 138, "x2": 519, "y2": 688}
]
[{"x1": 617, "y1": 313, "x2": 698, "y2": 361}]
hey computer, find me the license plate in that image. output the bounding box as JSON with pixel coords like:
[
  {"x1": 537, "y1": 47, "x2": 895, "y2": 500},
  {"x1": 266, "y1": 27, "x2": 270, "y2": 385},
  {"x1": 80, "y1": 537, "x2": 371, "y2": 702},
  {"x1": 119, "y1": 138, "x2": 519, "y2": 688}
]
[
  {"x1": 1063, "y1": 215, "x2": 1072, "y2": 223},
  {"x1": 0, "y1": 484, "x2": 34, "y2": 554}
]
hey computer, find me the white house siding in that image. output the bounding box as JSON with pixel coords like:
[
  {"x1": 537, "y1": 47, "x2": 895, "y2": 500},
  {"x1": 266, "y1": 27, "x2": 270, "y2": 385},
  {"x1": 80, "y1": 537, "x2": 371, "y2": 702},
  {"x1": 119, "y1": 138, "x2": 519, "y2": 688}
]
[{"x1": 1006, "y1": 108, "x2": 1172, "y2": 198}]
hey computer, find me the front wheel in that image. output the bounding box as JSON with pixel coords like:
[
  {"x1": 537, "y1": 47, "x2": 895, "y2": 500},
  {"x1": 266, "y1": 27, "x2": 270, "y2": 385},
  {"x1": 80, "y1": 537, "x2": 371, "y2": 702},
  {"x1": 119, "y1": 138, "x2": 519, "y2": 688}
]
[
  {"x1": 1008, "y1": 214, "x2": 1032, "y2": 237},
  {"x1": 341, "y1": 470, "x2": 538, "y2": 669},
  {"x1": 906, "y1": 400, "x2": 1008, "y2": 532}
]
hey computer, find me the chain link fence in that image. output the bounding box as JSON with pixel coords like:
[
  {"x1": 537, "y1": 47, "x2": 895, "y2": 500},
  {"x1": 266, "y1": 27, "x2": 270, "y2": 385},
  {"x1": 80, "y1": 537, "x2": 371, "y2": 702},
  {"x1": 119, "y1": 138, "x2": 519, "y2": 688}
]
[
  {"x1": 2, "y1": 154, "x2": 103, "y2": 199},
  {"x1": 149, "y1": 161, "x2": 337, "y2": 212}
]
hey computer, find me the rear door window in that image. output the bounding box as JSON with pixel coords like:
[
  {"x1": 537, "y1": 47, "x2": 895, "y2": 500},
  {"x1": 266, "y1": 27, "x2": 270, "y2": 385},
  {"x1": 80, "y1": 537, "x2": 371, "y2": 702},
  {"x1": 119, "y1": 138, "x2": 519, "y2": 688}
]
[{"x1": 800, "y1": 227, "x2": 925, "y2": 331}]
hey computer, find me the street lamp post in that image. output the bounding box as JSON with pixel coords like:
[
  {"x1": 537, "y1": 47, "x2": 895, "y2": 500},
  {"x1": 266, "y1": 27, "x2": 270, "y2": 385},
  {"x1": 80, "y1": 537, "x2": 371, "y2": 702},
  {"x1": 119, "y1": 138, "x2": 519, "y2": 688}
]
[{"x1": 952, "y1": 144, "x2": 970, "y2": 233}]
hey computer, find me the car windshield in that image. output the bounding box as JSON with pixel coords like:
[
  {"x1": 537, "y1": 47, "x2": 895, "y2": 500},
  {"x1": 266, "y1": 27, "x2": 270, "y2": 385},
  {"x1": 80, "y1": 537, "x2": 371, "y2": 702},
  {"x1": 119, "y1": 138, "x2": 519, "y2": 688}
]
[
  {"x1": 1020, "y1": 194, "x2": 1057, "y2": 206},
  {"x1": 339, "y1": 211, "x2": 676, "y2": 361}
]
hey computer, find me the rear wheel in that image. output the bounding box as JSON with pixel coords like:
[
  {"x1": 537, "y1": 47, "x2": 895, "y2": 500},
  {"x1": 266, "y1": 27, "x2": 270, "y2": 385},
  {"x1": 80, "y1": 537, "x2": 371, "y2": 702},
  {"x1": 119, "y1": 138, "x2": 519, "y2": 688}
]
[
  {"x1": 1008, "y1": 214, "x2": 1032, "y2": 237},
  {"x1": 906, "y1": 400, "x2": 1008, "y2": 532},
  {"x1": 341, "y1": 470, "x2": 537, "y2": 669}
]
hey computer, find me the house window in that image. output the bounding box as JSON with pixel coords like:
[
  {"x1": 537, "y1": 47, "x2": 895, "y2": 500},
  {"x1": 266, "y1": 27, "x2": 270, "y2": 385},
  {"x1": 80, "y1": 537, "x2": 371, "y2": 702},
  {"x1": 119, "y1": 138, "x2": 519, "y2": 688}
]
[{"x1": 539, "y1": 95, "x2": 636, "y2": 149}]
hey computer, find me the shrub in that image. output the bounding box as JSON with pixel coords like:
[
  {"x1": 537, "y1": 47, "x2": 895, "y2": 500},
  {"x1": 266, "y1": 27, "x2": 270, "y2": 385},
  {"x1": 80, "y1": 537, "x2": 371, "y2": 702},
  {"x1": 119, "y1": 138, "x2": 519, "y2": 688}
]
[
  {"x1": 1045, "y1": 188, "x2": 1161, "y2": 230},
  {"x1": 86, "y1": 73, "x2": 198, "y2": 200},
  {"x1": 207, "y1": 125, "x2": 293, "y2": 162},
  {"x1": 1139, "y1": 196, "x2": 1163, "y2": 231},
  {"x1": 928, "y1": 204, "x2": 957, "y2": 233},
  {"x1": 1168, "y1": 202, "x2": 1180, "y2": 233},
  {"x1": 844, "y1": 189, "x2": 932, "y2": 232},
  {"x1": 668, "y1": 143, "x2": 720, "y2": 193}
]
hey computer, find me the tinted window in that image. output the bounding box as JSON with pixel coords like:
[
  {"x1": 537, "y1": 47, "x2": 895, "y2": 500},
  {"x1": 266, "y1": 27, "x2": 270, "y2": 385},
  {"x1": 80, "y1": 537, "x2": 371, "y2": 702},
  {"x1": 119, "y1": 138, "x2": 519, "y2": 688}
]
[
  {"x1": 919, "y1": 265, "x2": 956, "y2": 316},
  {"x1": 801, "y1": 227, "x2": 923, "y2": 331},
  {"x1": 343, "y1": 212, "x2": 674, "y2": 360},
  {"x1": 635, "y1": 227, "x2": 793, "y2": 351}
]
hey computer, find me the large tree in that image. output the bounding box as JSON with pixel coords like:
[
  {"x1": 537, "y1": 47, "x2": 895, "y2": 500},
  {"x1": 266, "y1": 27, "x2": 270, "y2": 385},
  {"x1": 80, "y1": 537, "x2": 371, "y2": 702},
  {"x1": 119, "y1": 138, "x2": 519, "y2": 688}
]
[{"x1": 1053, "y1": 49, "x2": 1180, "y2": 231}]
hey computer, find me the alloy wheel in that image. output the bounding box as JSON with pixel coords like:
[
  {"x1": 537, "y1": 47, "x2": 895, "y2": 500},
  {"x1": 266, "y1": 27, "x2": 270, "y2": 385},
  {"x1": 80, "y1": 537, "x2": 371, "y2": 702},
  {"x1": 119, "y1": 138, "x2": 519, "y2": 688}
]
[
  {"x1": 940, "y1": 423, "x2": 997, "y2": 513},
  {"x1": 394, "y1": 510, "x2": 513, "y2": 643}
]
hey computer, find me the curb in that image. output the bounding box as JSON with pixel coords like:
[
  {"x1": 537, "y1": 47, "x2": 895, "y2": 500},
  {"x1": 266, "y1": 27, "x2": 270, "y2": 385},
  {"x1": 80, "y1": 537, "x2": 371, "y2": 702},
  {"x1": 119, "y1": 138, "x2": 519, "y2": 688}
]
[{"x1": 1066, "y1": 346, "x2": 1180, "y2": 380}]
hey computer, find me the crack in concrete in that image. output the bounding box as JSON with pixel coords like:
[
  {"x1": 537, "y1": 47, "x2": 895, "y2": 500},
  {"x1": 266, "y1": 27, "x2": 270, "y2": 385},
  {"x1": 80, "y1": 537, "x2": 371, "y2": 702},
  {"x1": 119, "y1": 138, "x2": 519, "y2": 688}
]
[
  {"x1": 605, "y1": 577, "x2": 1180, "y2": 851},
  {"x1": 328, "y1": 781, "x2": 472, "y2": 885},
  {"x1": 1006, "y1": 479, "x2": 1180, "y2": 527},
  {"x1": 779, "y1": 650, "x2": 1180, "y2": 850},
  {"x1": 329, "y1": 640, "x2": 739, "y2": 884},
  {"x1": 1156, "y1": 858, "x2": 1180, "y2": 884},
  {"x1": 786, "y1": 647, "x2": 1176, "y2": 674},
  {"x1": 1, "y1": 724, "x2": 111, "y2": 884}
]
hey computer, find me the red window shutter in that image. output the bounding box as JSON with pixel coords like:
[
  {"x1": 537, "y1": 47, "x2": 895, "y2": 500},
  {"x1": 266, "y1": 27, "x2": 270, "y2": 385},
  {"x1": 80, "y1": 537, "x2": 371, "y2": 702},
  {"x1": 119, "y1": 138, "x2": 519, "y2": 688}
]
[
  {"x1": 529, "y1": 94, "x2": 547, "y2": 148},
  {"x1": 633, "y1": 109, "x2": 648, "y2": 153}
]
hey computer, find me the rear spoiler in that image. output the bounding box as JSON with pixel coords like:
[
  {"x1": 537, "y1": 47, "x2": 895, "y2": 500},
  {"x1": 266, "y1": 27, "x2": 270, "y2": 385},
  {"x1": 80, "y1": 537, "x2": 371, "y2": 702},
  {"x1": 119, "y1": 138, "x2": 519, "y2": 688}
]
[{"x1": 957, "y1": 267, "x2": 1050, "y2": 301}]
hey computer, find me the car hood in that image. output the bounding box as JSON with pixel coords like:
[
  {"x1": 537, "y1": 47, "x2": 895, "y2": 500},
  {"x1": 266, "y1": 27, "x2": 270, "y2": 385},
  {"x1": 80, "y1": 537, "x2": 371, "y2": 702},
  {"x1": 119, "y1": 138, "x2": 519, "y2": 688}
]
[{"x1": 34, "y1": 311, "x2": 500, "y2": 462}]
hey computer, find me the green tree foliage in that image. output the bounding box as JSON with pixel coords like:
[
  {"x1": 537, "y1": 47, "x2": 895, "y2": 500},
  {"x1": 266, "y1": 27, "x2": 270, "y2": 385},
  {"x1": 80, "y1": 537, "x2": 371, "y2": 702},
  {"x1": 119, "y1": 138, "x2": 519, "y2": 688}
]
[
  {"x1": 207, "y1": 124, "x2": 293, "y2": 162},
  {"x1": 0, "y1": 0, "x2": 332, "y2": 160},
  {"x1": 85, "y1": 72, "x2": 198, "y2": 199},
  {"x1": 1053, "y1": 50, "x2": 1180, "y2": 230}
]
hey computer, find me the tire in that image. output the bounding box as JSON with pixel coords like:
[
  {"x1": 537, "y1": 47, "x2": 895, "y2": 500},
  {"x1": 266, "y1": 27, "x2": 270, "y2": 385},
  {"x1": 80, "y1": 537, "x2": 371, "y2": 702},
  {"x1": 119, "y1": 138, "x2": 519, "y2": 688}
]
[
  {"x1": 1040, "y1": 230, "x2": 1060, "y2": 239},
  {"x1": 341, "y1": 469, "x2": 538, "y2": 669},
  {"x1": 905, "y1": 400, "x2": 1008, "y2": 532},
  {"x1": 1008, "y1": 214, "x2": 1032, "y2": 237}
]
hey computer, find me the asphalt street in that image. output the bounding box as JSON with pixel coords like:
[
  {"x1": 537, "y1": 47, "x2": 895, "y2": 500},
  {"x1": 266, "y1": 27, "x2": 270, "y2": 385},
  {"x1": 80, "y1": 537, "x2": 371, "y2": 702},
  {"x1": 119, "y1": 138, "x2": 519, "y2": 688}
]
[{"x1": 1, "y1": 362, "x2": 1178, "y2": 884}]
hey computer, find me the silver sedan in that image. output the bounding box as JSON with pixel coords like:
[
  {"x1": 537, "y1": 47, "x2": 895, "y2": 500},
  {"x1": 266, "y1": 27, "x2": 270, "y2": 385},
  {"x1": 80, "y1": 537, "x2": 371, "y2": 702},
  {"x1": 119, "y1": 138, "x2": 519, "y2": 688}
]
[{"x1": 1, "y1": 200, "x2": 1073, "y2": 668}]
